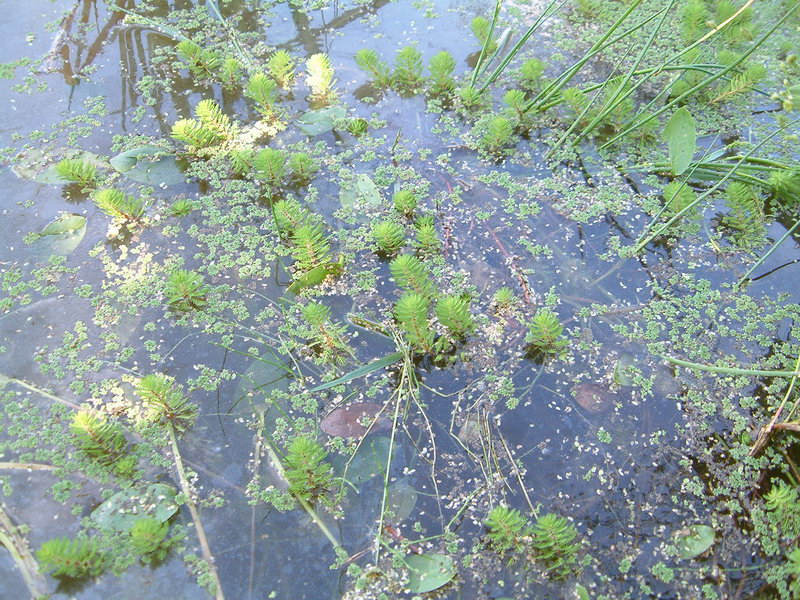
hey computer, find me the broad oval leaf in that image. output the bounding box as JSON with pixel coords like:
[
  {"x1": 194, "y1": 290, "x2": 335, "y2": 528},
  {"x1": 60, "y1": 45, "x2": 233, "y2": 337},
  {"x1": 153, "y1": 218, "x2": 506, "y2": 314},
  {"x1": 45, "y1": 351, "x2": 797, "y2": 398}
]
[
  {"x1": 90, "y1": 483, "x2": 178, "y2": 531},
  {"x1": 110, "y1": 145, "x2": 185, "y2": 185},
  {"x1": 39, "y1": 214, "x2": 86, "y2": 237},
  {"x1": 13, "y1": 149, "x2": 108, "y2": 184},
  {"x1": 675, "y1": 524, "x2": 715, "y2": 559},
  {"x1": 663, "y1": 107, "x2": 696, "y2": 176},
  {"x1": 387, "y1": 480, "x2": 417, "y2": 523},
  {"x1": 296, "y1": 106, "x2": 347, "y2": 136},
  {"x1": 33, "y1": 213, "x2": 87, "y2": 256},
  {"x1": 405, "y1": 553, "x2": 455, "y2": 594},
  {"x1": 340, "y1": 174, "x2": 381, "y2": 210},
  {"x1": 344, "y1": 436, "x2": 401, "y2": 485},
  {"x1": 321, "y1": 402, "x2": 390, "y2": 438}
]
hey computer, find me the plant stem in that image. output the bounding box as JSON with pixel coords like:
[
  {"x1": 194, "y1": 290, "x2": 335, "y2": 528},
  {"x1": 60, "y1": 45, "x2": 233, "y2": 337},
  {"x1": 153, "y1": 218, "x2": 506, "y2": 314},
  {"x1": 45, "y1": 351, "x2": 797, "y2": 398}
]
[
  {"x1": 476, "y1": 0, "x2": 563, "y2": 93},
  {"x1": 0, "y1": 374, "x2": 80, "y2": 410},
  {"x1": 0, "y1": 505, "x2": 49, "y2": 599},
  {"x1": 168, "y1": 426, "x2": 226, "y2": 600},
  {"x1": 603, "y1": 3, "x2": 799, "y2": 148},
  {"x1": 663, "y1": 355, "x2": 800, "y2": 378},
  {"x1": 470, "y1": 0, "x2": 503, "y2": 88},
  {"x1": 749, "y1": 353, "x2": 800, "y2": 455}
]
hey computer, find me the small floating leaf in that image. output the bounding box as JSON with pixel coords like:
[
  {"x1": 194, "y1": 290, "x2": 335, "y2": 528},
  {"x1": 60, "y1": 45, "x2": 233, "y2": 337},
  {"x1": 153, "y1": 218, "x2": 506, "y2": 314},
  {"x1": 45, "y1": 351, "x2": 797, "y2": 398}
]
[
  {"x1": 405, "y1": 553, "x2": 455, "y2": 594},
  {"x1": 613, "y1": 353, "x2": 637, "y2": 387},
  {"x1": 663, "y1": 107, "x2": 696, "y2": 176},
  {"x1": 675, "y1": 524, "x2": 715, "y2": 559}
]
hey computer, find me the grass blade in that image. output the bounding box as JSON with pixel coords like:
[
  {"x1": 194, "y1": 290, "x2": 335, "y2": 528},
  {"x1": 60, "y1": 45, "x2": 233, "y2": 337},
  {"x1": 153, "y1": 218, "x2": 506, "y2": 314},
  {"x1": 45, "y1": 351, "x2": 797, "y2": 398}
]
[{"x1": 308, "y1": 351, "x2": 403, "y2": 392}]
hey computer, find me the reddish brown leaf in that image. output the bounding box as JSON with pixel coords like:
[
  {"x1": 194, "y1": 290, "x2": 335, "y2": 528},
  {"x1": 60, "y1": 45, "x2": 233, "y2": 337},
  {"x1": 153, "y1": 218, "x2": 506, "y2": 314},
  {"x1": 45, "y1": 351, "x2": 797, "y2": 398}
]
[
  {"x1": 321, "y1": 402, "x2": 390, "y2": 438},
  {"x1": 573, "y1": 383, "x2": 616, "y2": 414}
]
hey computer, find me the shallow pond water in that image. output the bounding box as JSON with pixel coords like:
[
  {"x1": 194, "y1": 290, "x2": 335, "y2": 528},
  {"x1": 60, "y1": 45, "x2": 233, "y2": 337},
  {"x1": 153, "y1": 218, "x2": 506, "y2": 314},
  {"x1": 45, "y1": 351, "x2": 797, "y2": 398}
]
[{"x1": 2, "y1": 0, "x2": 800, "y2": 599}]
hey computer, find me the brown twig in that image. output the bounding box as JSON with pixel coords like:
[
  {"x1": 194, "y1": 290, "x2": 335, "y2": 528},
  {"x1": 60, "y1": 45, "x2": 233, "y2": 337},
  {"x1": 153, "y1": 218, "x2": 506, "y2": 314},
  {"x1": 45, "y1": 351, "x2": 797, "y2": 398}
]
[
  {"x1": 487, "y1": 227, "x2": 535, "y2": 305},
  {"x1": 750, "y1": 353, "x2": 800, "y2": 456}
]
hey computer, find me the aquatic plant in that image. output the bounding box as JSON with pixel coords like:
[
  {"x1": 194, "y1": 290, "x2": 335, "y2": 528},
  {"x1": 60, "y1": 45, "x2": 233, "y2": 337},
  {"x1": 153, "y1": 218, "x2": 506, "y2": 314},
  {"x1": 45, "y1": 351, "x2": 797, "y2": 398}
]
[
  {"x1": 722, "y1": 182, "x2": 765, "y2": 247},
  {"x1": 288, "y1": 152, "x2": 319, "y2": 183},
  {"x1": 169, "y1": 198, "x2": 194, "y2": 217},
  {"x1": 575, "y1": 0, "x2": 601, "y2": 19},
  {"x1": 716, "y1": 0, "x2": 755, "y2": 43},
  {"x1": 480, "y1": 115, "x2": 514, "y2": 155},
  {"x1": 70, "y1": 410, "x2": 135, "y2": 477},
  {"x1": 525, "y1": 308, "x2": 566, "y2": 354},
  {"x1": 663, "y1": 181, "x2": 698, "y2": 218},
  {"x1": 93, "y1": 188, "x2": 144, "y2": 221},
  {"x1": 137, "y1": 373, "x2": 198, "y2": 434},
  {"x1": 456, "y1": 85, "x2": 489, "y2": 113},
  {"x1": 485, "y1": 505, "x2": 530, "y2": 555},
  {"x1": 345, "y1": 118, "x2": 368, "y2": 138},
  {"x1": 130, "y1": 518, "x2": 171, "y2": 562},
  {"x1": 427, "y1": 51, "x2": 456, "y2": 99},
  {"x1": 680, "y1": 0, "x2": 710, "y2": 43},
  {"x1": 246, "y1": 73, "x2": 279, "y2": 116},
  {"x1": 301, "y1": 302, "x2": 349, "y2": 364},
  {"x1": 389, "y1": 254, "x2": 434, "y2": 297},
  {"x1": 470, "y1": 16, "x2": 497, "y2": 53},
  {"x1": 220, "y1": 57, "x2": 243, "y2": 89},
  {"x1": 253, "y1": 148, "x2": 286, "y2": 185},
  {"x1": 414, "y1": 216, "x2": 440, "y2": 254},
  {"x1": 519, "y1": 58, "x2": 545, "y2": 92},
  {"x1": 531, "y1": 513, "x2": 580, "y2": 579},
  {"x1": 394, "y1": 292, "x2": 435, "y2": 353},
  {"x1": 393, "y1": 189, "x2": 418, "y2": 217},
  {"x1": 273, "y1": 197, "x2": 309, "y2": 236},
  {"x1": 435, "y1": 295, "x2": 474, "y2": 339},
  {"x1": 372, "y1": 221, "x2": 406, "y2": 255},
  {"x1": 55, "y1": 158, "x2": 97, "y2": 186},
  {"x1": 291, "y1": 224, "x2": 331, "y2": 271},
  {"x1": 284, "y1": 436, "x2": 333, "y2": 502},
  {"x1": 36, "y1": 536, "x2": 105, "y2": 578},
  {"x1": 176, "y1": 40, "x2": 221, "y2": 78},
  {"x1": 503, "y1": 89, "x2": 530, "y2": 130},
  {"x1": 171, "y1": 118, "x2": 225, "y2": 151},
  {"x1": 230, "y1": 148, "x2": 255, "y2": 175},
  {"x1": 164, "y1": 269, "x2": 208, "y2": 312},
  {"x1": 305, "y1": 53, "x2": 337, "y2": 104},
  {"x1": 769, "y1": 169, "x2": 800, "y2": 204},
  {"x1": 194, "y1": 99, "x2": 233, "y2": 138},
  {"x1": 710, "y1": 63, "x2": 767, "y2": 104},
  {"x1": 267, "y1": 50, "x2": 296, "y2": 88},
  {"x1": 393, "y1": 46, "x2": 424, "y2": 95},
  {"x1": 494, "y1": 287, "x2": 517, "y2": 311},
  {"x1": 355, "y1": 49, "x2": 392, "y2": 88}
]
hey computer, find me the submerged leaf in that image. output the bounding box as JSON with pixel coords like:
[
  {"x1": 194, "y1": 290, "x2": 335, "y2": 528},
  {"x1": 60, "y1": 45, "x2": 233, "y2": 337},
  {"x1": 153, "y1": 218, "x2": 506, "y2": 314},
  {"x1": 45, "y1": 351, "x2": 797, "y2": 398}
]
[
  {"x1": 39, "y1": 214, "x2": 86, "y2": 237},
  {"x1": 675, "y1": 525, "x2": 715, "y2": 559},
  {"x1": 321, "y1": 402, "x2": 390, "y2": 438},
  {"x1": 90, "y1": 484, "x2": 178, "y2": 531},
  {"x1": 296, "y1": 106, "x2": 347, "y2": 135},
  {"x1": 405, "y1": 553, "x2": 455, "y2": 594},
  {"x1": 110, "y1": 146, "x2": 184, "y2": 186},
  {"x1": 33, "y1": 214, "x2": 87, "y2": 256}
]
